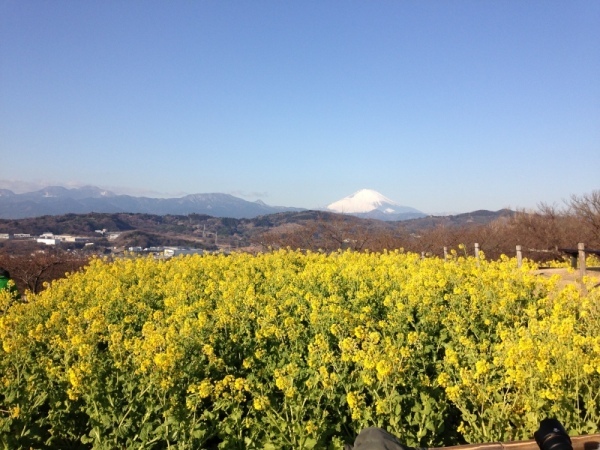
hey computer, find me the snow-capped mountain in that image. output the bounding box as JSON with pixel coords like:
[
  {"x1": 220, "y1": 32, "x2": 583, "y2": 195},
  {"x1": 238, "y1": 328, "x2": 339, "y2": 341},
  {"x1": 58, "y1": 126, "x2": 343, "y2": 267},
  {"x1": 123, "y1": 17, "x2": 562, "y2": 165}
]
[
  {"x1": 0, "y1": 185, "x2": 424, "y2": 222},
  {"x1": 326, "y1": 189, "x2": 425, "y2": 221}
]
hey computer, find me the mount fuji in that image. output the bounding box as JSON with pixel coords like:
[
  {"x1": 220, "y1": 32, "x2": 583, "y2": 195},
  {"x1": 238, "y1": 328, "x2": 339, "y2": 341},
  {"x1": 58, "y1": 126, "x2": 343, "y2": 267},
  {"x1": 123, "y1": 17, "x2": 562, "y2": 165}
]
[{"x1": 326, "y1": 189, "x2": 425, "y2": 221}]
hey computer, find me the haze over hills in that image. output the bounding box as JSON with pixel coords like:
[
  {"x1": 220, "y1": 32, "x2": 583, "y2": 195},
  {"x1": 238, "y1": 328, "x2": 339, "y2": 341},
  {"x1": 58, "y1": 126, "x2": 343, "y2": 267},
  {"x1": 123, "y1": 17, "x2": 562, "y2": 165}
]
[
  {"x1": 0, "y1": 186, "x2": 303, "y2": 219},
  {"x1": 0, "y1": 186, "x2": 428, "y2": 221},
  {"x1": 0, "y1": 186, "x2": 516, "y2": 254},
  {"x1": 326, "y1": 189, "x2": 426, "y2": 221}
]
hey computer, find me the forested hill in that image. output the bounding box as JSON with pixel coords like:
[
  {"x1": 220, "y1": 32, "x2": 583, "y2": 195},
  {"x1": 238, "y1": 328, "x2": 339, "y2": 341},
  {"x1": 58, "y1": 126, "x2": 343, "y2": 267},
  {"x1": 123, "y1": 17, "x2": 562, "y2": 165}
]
[{"x1": 0, "y1": 209, "x2": 513, "y2": 238}]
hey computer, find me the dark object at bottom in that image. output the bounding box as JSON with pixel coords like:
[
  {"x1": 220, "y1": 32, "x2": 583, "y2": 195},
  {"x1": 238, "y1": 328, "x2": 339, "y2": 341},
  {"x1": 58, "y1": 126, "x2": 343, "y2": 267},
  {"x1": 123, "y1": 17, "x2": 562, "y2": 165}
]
[
  {"x1": 345, "y1": 427, "x2": 417, "y2": 450},
  {"x1": 535, "y1": 419, "x2": 573, "y2": 450},
  {"x1": 346, "y1": 418, "x2": 573, "y2": 450}
]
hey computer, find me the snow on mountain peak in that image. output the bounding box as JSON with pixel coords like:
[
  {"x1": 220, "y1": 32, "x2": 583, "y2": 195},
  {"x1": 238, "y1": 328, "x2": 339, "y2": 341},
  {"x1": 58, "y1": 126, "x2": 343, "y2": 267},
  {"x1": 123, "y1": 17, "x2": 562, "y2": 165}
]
[{"x1": 327, "y1": 189, "x2": 399, "y2": 214}]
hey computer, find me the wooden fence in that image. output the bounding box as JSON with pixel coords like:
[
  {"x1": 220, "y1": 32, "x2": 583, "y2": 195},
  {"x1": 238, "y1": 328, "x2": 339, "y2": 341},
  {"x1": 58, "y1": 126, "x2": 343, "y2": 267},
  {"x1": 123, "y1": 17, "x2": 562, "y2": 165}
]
[
  {"x1": 432, "y1": 433, "x2": 600, "y2": 450},
  {"x1": 431, "y1": 243, "x2": 600, "y2": 277}
]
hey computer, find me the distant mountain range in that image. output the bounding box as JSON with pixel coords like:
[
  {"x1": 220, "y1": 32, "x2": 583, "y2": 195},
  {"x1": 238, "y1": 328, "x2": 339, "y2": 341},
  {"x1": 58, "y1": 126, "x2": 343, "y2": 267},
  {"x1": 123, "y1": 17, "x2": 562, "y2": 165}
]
[
  {"x1": 0, "y1": 186, "x2": 303, "y2": 219},
  {"x1": 326, "y1": 189, "x2": 426, "y2": 221},
  {"x1": 0, "y1": 186, "x2": 429, "y2": 221}
]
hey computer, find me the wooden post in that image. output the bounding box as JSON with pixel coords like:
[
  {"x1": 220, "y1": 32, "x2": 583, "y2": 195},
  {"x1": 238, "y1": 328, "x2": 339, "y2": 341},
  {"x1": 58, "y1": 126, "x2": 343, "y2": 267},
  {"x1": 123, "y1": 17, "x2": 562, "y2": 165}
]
[
  {"x1": 516, "y1": 245, "x2": 522, "y2": 268},
  {"x1": 578, "y1": 242, "x2": 586, "y2": 277},
  {"x1": 474, "y1": 243, "x2": 480, "y2": 266},
  {"x1": 443, "y1": 246, "x2": 448, "y2": 261}
]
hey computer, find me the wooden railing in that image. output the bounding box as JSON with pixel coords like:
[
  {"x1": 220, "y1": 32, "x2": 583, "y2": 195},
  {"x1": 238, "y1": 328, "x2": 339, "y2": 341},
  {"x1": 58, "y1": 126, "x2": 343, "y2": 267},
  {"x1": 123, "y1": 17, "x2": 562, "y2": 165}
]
[
  {"x1": 431, "y1": 433, "x2": 600, "y2": 450},
  {"x1": 435, "y1": 243, "x2": 599, "y2": 276},
  {"x1": 556, "y1": 243, "x2": 600, "y2": 277}
]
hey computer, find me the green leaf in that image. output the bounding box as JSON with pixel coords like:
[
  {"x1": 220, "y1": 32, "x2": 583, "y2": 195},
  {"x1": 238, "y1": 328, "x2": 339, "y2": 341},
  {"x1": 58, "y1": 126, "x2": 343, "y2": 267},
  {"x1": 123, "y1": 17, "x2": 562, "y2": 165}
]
[{"x1": 303, "y1": 437, "x2": 318, "y2": 449}]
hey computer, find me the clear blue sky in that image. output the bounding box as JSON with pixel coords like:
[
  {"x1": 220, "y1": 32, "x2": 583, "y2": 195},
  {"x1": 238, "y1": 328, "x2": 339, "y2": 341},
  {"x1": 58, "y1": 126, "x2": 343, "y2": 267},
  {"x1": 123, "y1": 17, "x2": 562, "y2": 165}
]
[{"x1": 1, "y1": 1, "x2": 599, "y2": 213}]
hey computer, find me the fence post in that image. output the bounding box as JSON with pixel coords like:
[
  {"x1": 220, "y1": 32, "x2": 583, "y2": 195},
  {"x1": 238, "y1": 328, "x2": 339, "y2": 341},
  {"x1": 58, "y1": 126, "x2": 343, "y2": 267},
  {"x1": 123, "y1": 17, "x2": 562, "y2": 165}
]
[
  {"x1": 578, "y1": 242, "x2": 586, "y2": 277},
  {"x1": 474, "y1": 243, "x2": 480, "y2": 266},
  {"x1": 516, "y1": 245, "x2": 522, "y2": 268},
  {"x1": 443, "y1": 246, "x2": 448, "y2": 261}
]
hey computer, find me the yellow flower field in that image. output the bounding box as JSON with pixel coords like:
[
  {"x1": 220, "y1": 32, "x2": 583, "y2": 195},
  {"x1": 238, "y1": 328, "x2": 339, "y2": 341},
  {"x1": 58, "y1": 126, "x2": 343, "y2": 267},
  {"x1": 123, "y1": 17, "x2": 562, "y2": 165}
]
[{"x1": 1, "y1": 250, "x2": 598, "y2": 449}]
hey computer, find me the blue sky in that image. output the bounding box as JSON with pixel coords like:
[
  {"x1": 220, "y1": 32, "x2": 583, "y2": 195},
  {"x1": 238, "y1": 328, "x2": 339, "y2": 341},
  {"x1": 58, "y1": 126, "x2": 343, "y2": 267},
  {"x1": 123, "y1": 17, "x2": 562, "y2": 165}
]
[{"x1": 1, "y1": 1, "x2": 598, "y2": 214}]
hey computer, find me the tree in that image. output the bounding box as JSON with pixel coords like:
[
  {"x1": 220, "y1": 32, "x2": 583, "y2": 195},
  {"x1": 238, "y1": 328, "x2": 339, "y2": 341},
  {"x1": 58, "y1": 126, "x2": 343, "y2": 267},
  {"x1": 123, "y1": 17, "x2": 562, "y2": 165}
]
[
  {"x1": 567, "y1": 190, "x2": 600, "y2": 243},
  {"x1": 0, "y1": 248, "x2": 89, "y2": 295}
]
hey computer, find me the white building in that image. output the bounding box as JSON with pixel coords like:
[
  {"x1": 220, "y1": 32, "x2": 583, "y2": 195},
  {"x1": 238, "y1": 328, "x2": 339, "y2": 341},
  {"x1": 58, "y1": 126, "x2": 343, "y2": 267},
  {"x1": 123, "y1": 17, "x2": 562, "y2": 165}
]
[
  {"x1": 163, "y1": 247, "x2": 204, "y2": 258},
  {"x1": 37, "y1": 235, "x2": 61, "y2": 245},
  {"x1": 37, "y1": 232, "x2": 90, "y2": 246}
]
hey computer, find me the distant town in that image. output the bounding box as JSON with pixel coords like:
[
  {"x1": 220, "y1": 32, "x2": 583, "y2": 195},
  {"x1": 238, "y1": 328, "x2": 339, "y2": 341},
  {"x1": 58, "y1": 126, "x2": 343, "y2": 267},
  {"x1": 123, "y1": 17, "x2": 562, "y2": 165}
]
[{"x1": 0, "y1": 231, "x2": 207, "y2": 257}]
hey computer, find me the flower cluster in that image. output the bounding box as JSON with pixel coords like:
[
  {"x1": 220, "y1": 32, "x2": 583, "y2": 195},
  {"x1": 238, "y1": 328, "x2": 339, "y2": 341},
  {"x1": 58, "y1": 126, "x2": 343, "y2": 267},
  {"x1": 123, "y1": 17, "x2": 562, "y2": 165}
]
[{"x1": 0, "y1": 250, "x2": 598, "y2": 448}]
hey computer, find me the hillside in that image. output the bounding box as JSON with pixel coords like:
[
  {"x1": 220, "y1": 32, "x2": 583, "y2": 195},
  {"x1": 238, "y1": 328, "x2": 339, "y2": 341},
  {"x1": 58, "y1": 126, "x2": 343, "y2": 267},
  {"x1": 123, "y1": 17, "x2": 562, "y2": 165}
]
[
  {"x1": 0, "y1": 209, "x2": 513, "y2": 254},
  {"x1": 399, "y1": 209, "x2": 515, "y2": 233}
]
